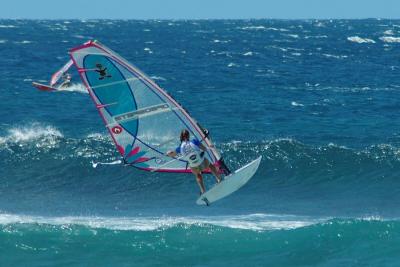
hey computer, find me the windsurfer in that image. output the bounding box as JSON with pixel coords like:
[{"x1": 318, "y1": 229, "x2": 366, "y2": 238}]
[
  {"x1": 167, "y1": 129, "x2": 222, "y2": 194},
  {"x1": 59, "y1": 73, "x2": 72, "y2": 88}
]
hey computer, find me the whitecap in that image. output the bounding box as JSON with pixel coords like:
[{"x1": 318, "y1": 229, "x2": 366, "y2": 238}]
[
  {"x1": 323, "y1": 54, "x2": 348, "y2": 59},
  {"x1": 287, "y1": 34, "x2": 299, "y2": 38},
  {"x1": 384, "y1": 30, "x2": 394, "y2": 35},
  {"x1": 86, "y1": 133, "x2": 106, "y2": 139},
  {"x1": 380, "y1": 36, "x2": 400, "y2": 43},
  {"x1": 228, "y1": 63, "x2": 239, "y2": 67},
  {"x1": 57, "y1": 83, "x2": 88, "y2": 94},
  {"x1": 0, "y1": 123, "x2": 63, "y2": 145},
  {"x1": 0, "y1": 25, "x2": 17, "y2": 28},
  {"x1": 314, "y1": 22, "x2": 325, "y2": 27},
  {"x1": 240, "y1": 26, "x2": 266, "y2": 30},
  {"x1": 347, "y1": 36, "x2": 376, "y2": 44},
  {"x1": 266, "y1": 27, "x2": 289, "y2": 32},
  {"x1": 150, "y1": 76, "x2": 166, "y2": 81},
  {"x1": 304, "y1": 35, "x2": 328, "y2": 39},
  {"x1": 144, "y1": 47, "x2": 153, "y2": 54},
  {"x1": 92, "y1": 160, "x2": 122, "y2": 168},
  {"x1": 14, "y1": 40, "x2": 32, "y2": 44},
  {"x1": 213, "y1": 39, "x2": 230, "y2": 43},
  {"x1": 243, "y1": 51, "x2": 253, "y2": 56},
  {"x1": 0, "y1": 213, "x2": 323, "y2": 231},
  {"x1": 291, "y1": 101, "x2": 304, "y2": 107}
]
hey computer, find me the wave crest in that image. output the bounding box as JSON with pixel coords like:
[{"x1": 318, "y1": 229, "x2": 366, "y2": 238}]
[
  {"x1": 0, "y1": 213, "x2": 321, "y2": 231},
  {"x1": 0, "y1": 123, "x2": 63, "y2": 144},
  {"x1": 347, "y1": 36, "x2": 376, "y2": 44}
]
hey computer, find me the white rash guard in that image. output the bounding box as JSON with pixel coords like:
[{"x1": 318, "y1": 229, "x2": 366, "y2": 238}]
[{"x1": 176, "y1": 139, "x2": 204, "y2": 168}]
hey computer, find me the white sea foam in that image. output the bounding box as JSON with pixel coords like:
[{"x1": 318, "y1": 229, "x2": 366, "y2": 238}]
[
  {"x1": 73, "y1": 35, "x2": 86, "y2": 39},
  {"x1": 266, "y1": 27, "x2": 289, "y2": 32},
  {"x1": 323, "y1": 54, "x2": 348, "y2": 59},
  {"x1": 0, "y1": 24, "x2": 17, "y2": 28},
  {"x1": 267, "y1": 45, "x2": 288, "y2": 52},
  {"x1": 14, "y1": 40, "x2": 32, "y2": 44},
  {"x1": 144, "y1": 47, "x2": 153, "y2": 54},
  {"x1": 287, "y1": 34, "x2": 299, "y2": 39},
  {"x1": 291, "y1": 101, "x2": 304, "y2": 107},
  {"x1": 216, "y1": 51, "x2": 232, "y2": 57},
  {"x1": 0, "y1": 123, "x2": 63, "y2": 145},
  {"x1": 304, "y1": 35, "x2": 328, "y2": 39},
  {"x1": 228, "y1": 62, "x2": 239, "y2": 67},
  {"x1": 380, "y1": 36, "x2": 400, "y2": 43},
  {"x1": 213, "y1": 39, "x2": 230, "y2": 43},
  {"x1": 58, "y1": 83, "x2": 87, "y2": 94},
  {"x1": 243, "y1": 51, "x2": 253, "y2": 56},
  {"x1": 240, "y1": 26, "x2": 266, "y2": 30},
  {"x1": 347, "y1": 36, "x2": 376, "y2": 44},
  {"x1": 86, "y1": 133, "x2": 107, "y2": 140},
  {"x1": 0, "y1": 213, "x2": 322, "y2": 231},
  {"x1": 384, "y1": 30, "x2": 394, "y2": 35},
  {"x1": 150, "y1": 76, "x2": 166, "y2": 81},
  {"x1": 92, "y1": 160, "x2": 122, "y2": 168}
]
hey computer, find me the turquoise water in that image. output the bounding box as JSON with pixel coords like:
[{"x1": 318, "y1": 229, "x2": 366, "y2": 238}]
[{"x1": 1, "y1": 19, "x2": 400, "y2": 266}]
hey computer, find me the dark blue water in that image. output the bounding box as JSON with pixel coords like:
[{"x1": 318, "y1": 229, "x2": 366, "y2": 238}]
[{"x1": 1, "y1": 19, "x2": 400, "y2": 266}]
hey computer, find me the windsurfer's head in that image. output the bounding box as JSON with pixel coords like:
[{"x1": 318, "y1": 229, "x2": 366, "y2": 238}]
[{"x1": 180, "y1": 129, "x2": 190, "y2": 142}]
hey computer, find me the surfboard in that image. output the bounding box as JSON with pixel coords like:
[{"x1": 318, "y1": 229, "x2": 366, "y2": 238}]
[
  {"x1": 32, "y1": 82, "x2": 58, "y2": 92},
  {"x1": 196, "y1": 156, "x2": 262, "y2": 205}
]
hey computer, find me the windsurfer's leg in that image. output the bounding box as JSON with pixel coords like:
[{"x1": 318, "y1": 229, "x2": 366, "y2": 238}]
[
  {"x1": 192, "y1": 168, "x2": 206, "y2": 194},
  {"x1": 204, "y1": 158, "x2": 221, "y2": 183}
]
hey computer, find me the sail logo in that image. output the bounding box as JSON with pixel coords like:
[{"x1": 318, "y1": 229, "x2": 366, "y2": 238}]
[
  {"x1": 95, "y1": 63, "x2": 112, "y2": 80},
  {"x1": 112, "y1": 126, "x2": 123, "y2": 134}
]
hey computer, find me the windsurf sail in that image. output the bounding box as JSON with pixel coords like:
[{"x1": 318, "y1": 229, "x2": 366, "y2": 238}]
[
  {"x1": 50, "y1": 59, "x2": 73, "y2": 86},
  {"x1": 69, "y1": 40, "x2": 225, "y2": 173}
]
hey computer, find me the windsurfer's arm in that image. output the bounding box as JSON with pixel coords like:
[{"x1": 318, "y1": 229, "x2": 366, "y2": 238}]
[
  {"x1": 167, "y1": 146, "x2": 180, "y2": 157},
  {"x1": 166, "y1": 150, "x2": 177, "y2": 157},
  {"x1": 199, "y1": 143, "x2": 207, "y2": 151},
  {"x1": 193, "y1": 138, "x2": 208, "y2": 151}
]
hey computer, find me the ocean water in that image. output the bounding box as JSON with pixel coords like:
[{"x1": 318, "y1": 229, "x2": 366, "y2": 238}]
[{"x1": 1, "y1": 19, "x2": 400, "y2": 266}]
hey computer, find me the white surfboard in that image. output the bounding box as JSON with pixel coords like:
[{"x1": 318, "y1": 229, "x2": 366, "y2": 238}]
[{"x1": 196, "y1": 156, "x2": 262, "y2": 205}]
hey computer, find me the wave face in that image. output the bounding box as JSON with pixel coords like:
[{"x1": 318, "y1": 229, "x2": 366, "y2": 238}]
[{"x1": 2, "y1": 19, "x2": 400, "y2": 266}]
